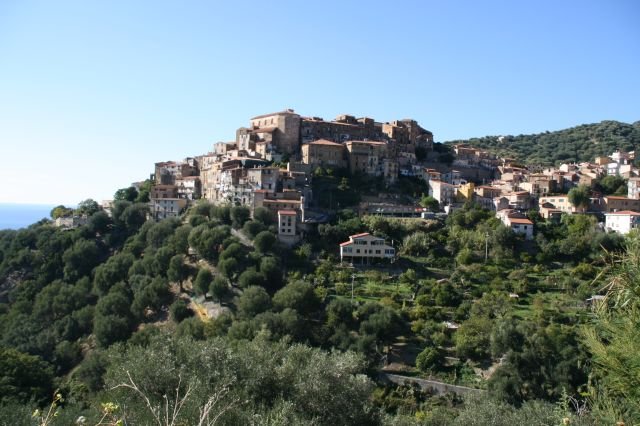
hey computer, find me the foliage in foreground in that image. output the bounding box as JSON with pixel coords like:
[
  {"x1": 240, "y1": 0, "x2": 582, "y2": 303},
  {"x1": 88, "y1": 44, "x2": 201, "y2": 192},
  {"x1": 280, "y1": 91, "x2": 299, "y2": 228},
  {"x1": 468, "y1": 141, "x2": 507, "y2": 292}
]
[{"x1": 582, "y1": 232, "x2": 640, "y2": 424}]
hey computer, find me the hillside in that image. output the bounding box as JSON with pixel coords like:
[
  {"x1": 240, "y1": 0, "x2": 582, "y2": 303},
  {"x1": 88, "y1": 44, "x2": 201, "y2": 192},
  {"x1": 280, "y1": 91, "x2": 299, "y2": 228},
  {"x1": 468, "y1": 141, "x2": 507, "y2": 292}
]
[{"x1": 445, "y1": 120, "x2": 640, "y2": 165}]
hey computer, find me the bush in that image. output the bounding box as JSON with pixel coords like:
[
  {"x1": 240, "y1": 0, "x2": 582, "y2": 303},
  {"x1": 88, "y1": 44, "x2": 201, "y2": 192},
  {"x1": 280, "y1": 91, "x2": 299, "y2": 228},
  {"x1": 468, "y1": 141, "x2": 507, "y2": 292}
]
[
  {"x1": 416, "y1": 346, "x2": 442, "y2": 372},
  {"x1": 170, "y1": 299, "x2": 194, "y2": 323}
]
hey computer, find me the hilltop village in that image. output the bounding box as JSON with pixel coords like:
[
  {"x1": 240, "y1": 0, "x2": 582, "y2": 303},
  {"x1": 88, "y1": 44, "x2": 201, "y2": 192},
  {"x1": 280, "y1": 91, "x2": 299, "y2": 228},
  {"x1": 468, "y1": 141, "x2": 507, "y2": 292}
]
[
  {"x1": 130, "y1": 109, "x2": 639, "y2": 247},
  {"x1": 4, "y1": 111, "x2": 638, "y2": 424}
]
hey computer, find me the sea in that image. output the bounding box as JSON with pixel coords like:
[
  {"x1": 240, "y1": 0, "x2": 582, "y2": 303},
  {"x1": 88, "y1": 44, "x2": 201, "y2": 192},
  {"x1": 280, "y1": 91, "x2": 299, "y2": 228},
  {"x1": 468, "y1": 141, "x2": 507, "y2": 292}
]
[{"x1": 0, "y1": 203, "x2": 57, "y2": 230}]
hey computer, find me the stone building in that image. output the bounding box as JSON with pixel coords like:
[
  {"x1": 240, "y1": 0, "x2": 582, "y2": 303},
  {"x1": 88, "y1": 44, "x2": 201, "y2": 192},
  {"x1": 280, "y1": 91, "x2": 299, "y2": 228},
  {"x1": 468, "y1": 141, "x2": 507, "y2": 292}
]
[
  {"x1": 245, "y1": 109, "x2": 433, "y2": 159},
  {"x1": 301, "y1": 139, "x2": 346, "y2": 169},
  {"x1": 249, "y1": 109, "x2": 301, "y2": 155},
  {"x1": 345, "y1": 140, "x2": 395, "y2": 180},
  {"x1": 154, "y1": 158, "x2": 198, "y2": 185}
]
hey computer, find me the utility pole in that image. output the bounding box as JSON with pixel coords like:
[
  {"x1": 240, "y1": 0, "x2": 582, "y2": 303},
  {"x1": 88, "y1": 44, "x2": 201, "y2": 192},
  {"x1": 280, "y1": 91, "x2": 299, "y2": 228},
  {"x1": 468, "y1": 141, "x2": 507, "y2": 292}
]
[
  {"x1": 351, "y1": 274, "x2": 356, "y2": 304},
  {"x1": 485, "y1": 232, "x2": 489, "y2": 262}
]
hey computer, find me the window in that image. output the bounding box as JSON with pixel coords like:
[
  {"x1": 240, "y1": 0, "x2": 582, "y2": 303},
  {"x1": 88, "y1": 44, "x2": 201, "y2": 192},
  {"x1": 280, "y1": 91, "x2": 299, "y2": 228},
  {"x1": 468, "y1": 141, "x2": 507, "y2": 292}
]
[{"x1": 356, "y1": 249, "x2": 360, "y2": 254}]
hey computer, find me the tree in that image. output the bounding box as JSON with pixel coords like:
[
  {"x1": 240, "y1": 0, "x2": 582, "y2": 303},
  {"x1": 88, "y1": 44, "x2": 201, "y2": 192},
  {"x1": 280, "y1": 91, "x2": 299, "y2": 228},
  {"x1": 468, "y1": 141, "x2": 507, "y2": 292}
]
[
  {"x1": 242, "y1": 220, "x2": 265, "y2": 239},
  {"x1": 454, "y1": 316, "x2": 492, "y2": 361},
  {"x1": 50, "y1": 205, "x2": 74, "y2": 219},
  {"x1": 62, "y1": 239, "x2": 100, "y2": 282},
  {"x1": 582, "y1": 235, "x2": 640, "y2": 423},
  {"x1": 120, "y1": 203, "x2": 149, "y2": 232},
  {"x1": 596, "y1": 175, "x2": 627, "y2": 195},
  {"x1": 260, "y1": 256, "x2": 283, "y2": 292},
  {"x1": 338, "y1": 177, "x2": 350, "y2": 191},
  {"x1": 193, "y1": 268, "x2": 213, "y2": 296},
  {"x1": 238, "y1": 268, "x2": 264, "y2": 289},
  {"x1": 230, "y1": 206, "x2": 250, "y2": 228},
  {"x1": 114, "y1": 186, "x2": 139, "y2": 202},
  {"x1": 87, "y1": 210, "x2": 111, "y2": 234},
  {"x1": 420, "y1": 195, "x2": 440, "y2": 212},
  {"x1": 254, "y1": 231, "x2": 276, "y2": 253},
  {"x1": 218, "y1": 257, "x2": 239, "y2": 280},
  {"x1": 252, "y1": 207, "x2": 274, "y2": 226},
  {"x1": 94, "y1": 314, "x2": 132, "y2": 347},
  {"x1": 568, "y1": 184, "x2": 591, "y2": 210},
  {"x1": 135, "y1": 179, "x2": 153, "y2": 203},
  {"x1": 167, "y1": 254, "x2": 190, "y2": 291},
  {"x1": 237, "y1": 286, "x2": 272, "y2": 318},
  {"x1": 76, "y1": 198, "x2": 100, "y2": 216},
  {"x1": 93, "y1": 253, "x2": 135, "y2": 295},
  {"x1": 170, "y1": 299, "x2": 194, "y2": 323},
  {"x1": 416, "y1": 346, "x2": 442, "y2": 372},
  {"x1": 0, "y1": 347, "x2": 53, "y2": 404},
  {"x1": 273, "y1": 281, "x2": 320, "y2": 315},
  {"x1": 98, "y1": 334, "x2": 375, "y2": 425},
  {"x1": 209, "y1": 275, "x2": 228, "y2": 302}
]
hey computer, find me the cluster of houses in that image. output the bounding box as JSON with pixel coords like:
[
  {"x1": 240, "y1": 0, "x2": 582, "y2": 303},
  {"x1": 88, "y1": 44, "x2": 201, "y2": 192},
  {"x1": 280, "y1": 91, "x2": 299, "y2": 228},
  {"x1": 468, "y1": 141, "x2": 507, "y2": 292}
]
[
  {"x1": 101, "y1": 109, "x2": 639, "y2": 260},
  {"x1": 144, "y1": 109, "x2": 434, "y2": 247},
  {"x1": 418, "y1": 147, "x2": 640, "y2": 239}
]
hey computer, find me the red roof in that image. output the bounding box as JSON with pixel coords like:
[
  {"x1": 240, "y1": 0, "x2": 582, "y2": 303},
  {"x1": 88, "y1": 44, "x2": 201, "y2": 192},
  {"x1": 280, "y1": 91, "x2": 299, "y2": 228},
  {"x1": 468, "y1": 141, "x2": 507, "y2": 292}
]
[
  {"x1": 606, "y1": 210, "x2": 640, "y2": 216},
  {"x1": 606, "y1": 196, "x2": 633, "y2": 200},
  {"x1": 278, "y1": 210, "x2": 297, "y2": 216},
  {"x1": 348, "y1": 140, "x2": 387, "y2": 145},
  {"x1": 307, "y1": 139, "x2": 343, "y2": 146},
  {"x1": 339, "y1": 241, "x2": 354, "y2": 247},
  {"x1": 264, "y1": 199, "x2": 302, "y2": 204},
  {"x1": 509, "y1": 218, "x2": 534, "y2": 225},
  {"x1": 350, "y1": 232, "x2": 371, "y2": 238}
]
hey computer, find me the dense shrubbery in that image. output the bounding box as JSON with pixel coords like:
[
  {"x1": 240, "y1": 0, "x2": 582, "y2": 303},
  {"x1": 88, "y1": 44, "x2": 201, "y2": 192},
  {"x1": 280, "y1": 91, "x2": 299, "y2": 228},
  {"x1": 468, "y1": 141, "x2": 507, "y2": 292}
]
[
  {"x1": 0, "y1": 193, "x2": 635, "y2": 422},
  {"x1": 446, "y1": 120, "x2": 640, "y2": 165}
]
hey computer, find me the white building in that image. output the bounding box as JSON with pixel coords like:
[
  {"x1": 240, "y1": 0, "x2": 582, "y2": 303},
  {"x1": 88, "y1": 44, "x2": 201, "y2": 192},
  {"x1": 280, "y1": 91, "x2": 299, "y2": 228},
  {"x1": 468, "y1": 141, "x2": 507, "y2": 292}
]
[
  {"x1": 605, "y1": 210, "x2": 640, "y2": 234},
  {"x1": 428, "y1": 180, "x2": 455, "y2": 206},
  {"x1": 496, "y1": 210, "x2": 534, "y2": 240},
  {"x1": 150, "y1": 198, "x2": 187, "y2": 221},
  {"x1": 277, "y1": 210, "x2": 300, "y2": 246},
  {"x1": 339, "y1": 232, "x2": 395, "y2": 263},
  {"x1": 175, "y1": 176, "x2": 201, "y2": 200}
]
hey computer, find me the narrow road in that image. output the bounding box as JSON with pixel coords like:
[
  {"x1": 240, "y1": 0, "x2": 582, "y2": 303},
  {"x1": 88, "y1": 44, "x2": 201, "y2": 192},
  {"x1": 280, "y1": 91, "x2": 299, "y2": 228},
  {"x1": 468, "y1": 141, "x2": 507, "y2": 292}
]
[
  {"x1": 378, "y1": 372, "x2": 485, "y2": 396},
  {"x1": 231, "y1": 228, "x2": 253, "y2": 248}
]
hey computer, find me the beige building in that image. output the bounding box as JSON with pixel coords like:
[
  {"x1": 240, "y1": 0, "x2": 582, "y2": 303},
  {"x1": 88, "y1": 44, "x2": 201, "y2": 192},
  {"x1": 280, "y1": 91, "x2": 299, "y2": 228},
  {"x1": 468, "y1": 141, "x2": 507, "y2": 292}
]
[
  {"x1": 339, "y1": 232, "x2": 395, "y2": 263},
  {"x1": 249, "y1": 109, "x2": 301, "y2": 155},
  {"x1": 538, "y1": 195, "x2": 583, "y2": 214},
  {"x1": 628, "y1": 177, "x2": 640, "y2": 200},
  {"x1": 598, "y1": 196, "x2": 640, "y2": 213},
  {"x1": 151, "y1": 184, "x2": 178, "y2": 199},
  {"x1": 301, "y1": 139, "x2": 346, "y2": 169},
  {"x1": 345, "y1": 140, "x2": 390, "y2": 177},
  {"x1": 520, "y1": 174, "x2": 556, "y2": 197}
]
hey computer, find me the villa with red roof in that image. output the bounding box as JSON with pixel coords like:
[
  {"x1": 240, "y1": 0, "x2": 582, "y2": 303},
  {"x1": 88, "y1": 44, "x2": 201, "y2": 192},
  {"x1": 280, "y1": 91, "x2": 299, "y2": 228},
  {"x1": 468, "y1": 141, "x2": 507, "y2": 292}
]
[
  {"x1": 496, "y1": 209, "x2": 534, "y2": 240},
  {"x1": 339, "y1": 232, "x2": 395, "y2": 263}
]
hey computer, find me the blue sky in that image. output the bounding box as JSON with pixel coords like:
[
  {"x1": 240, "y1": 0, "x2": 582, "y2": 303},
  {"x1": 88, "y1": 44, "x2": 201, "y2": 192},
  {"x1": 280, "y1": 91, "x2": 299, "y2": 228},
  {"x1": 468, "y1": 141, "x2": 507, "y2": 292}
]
[{"x1": 0, "y1": 0, "x2": 638, "y2": 205}]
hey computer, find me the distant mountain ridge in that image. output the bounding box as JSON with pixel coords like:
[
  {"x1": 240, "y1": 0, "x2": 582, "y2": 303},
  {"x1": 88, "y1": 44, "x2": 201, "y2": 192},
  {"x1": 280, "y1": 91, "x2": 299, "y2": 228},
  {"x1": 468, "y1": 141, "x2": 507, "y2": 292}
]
[{"x1": 444, "y1": 120, "x2": 640, "y2": 166}]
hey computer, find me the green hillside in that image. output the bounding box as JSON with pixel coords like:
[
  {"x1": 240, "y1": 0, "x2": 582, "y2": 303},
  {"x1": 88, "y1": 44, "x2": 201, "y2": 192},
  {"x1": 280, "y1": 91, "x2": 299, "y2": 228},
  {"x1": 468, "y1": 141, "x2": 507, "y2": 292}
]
[{"x1": 445, "y1": 120, "x2": 640, "y2": 165}]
